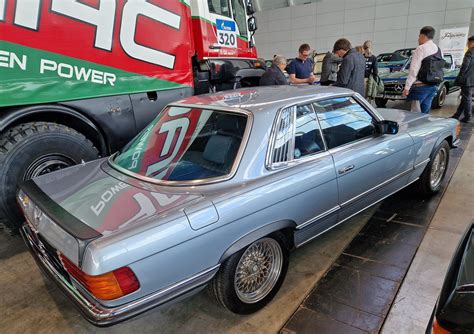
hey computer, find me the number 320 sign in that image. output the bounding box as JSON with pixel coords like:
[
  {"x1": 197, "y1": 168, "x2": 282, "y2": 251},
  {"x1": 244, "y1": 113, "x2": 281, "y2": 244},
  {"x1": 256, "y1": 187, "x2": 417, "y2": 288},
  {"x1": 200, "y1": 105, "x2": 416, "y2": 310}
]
[{"x1": 216, "y1": 19, "x2": 237, "y2": 48}]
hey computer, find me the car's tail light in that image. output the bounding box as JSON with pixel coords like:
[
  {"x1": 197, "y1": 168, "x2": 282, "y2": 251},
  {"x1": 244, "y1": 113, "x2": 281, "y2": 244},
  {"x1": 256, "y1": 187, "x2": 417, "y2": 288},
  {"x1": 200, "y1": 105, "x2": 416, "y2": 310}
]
[
  {"x1": 59, "y1": 254, "x2": 140, "y2": 300},
  {"x1": 432, "y1": 318, "x2": 451, "y2": 334}
]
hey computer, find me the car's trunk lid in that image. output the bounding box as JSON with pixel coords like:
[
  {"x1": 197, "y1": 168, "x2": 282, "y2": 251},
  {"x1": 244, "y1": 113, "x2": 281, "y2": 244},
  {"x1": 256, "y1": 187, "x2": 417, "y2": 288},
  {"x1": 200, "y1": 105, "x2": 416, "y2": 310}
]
[{"x1": 22, "y1": 159, "x2": 202, "y2": 264}]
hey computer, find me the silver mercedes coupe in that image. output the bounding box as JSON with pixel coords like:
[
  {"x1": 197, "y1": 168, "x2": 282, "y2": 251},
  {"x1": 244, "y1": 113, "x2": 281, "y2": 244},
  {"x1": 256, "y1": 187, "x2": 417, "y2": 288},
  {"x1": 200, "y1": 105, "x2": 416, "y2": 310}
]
[{"x1": 18, "y1": 86, "x2": 460, "y2": 325}]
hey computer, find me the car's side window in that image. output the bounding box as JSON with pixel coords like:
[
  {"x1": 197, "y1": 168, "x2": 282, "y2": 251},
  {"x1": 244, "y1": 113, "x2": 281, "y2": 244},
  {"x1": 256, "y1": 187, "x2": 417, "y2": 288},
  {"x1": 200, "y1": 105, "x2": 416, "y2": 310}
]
[
  {"x1": 272, "y1": 106, "x2": 294, "y2": 164},
  {"x1": 294, "y1": 105, "x2": 324, "y2": 159},
  {"x1": 313, "y1": 97, "x2": 376, "y2": 150}
]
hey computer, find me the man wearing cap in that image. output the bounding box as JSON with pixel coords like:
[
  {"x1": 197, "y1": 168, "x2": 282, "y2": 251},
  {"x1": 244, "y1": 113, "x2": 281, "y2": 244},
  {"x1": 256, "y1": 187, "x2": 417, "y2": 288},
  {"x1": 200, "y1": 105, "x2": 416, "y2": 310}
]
[{"x1": 451, "y1": 35, "x2": 474, "y2": 123}]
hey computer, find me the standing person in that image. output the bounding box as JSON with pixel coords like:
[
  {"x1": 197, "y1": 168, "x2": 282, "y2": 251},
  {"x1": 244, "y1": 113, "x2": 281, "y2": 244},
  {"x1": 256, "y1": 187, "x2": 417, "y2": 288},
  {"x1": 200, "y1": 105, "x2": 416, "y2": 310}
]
[
  {"x1": 363, "y1": 41, "x2": 378, "y2": 79},
  {"x1": 402, "y1": 26, "x2": 445, "y2": 114},
  {"x1": 288, "y1": 43, "x2": 316, "y2": 85},
  {"x1": 320, "y1": 51, "x2": 342, "y2": 86},
  {"x1": 451, "y1": 36, "x2": 474, "y2": 123},
  {"x1": 363, "y1": 40, "x2": 378, "y2": 98},
  {"x1": 259, "y1": 55, "x2": 288, "y2": 86},
  {"x1": 333, "y1": 38, "x2": 366, "y2": 96}
]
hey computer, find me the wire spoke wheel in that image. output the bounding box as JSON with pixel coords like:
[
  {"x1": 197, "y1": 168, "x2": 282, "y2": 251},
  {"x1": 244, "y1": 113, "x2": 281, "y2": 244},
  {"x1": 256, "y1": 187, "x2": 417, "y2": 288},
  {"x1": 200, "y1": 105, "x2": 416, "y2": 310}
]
[
  {"x1": 430, "y1": 147, "x2": 447, "y2": 190},
  {"x1": 234, "y1": 238, "x2": 283, "y2": 304}
]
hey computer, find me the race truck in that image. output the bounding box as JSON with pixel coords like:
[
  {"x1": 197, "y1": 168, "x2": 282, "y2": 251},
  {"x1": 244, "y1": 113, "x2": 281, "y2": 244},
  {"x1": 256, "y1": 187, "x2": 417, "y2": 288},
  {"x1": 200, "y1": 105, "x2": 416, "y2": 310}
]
[
  {"x1": 375, "y1": 54, "x2": 460, "y2": 109},
  {"x1": 0, "y1": 0, "x2": 262, "y2": 231}
]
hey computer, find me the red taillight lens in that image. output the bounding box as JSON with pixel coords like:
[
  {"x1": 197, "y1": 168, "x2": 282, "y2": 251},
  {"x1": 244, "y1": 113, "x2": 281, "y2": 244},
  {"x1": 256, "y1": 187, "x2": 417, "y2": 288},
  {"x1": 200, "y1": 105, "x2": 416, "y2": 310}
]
[
  {"x1": 432, "y1": 318, "x2": 452, "y2": 334},
  {"x1": 59, "y1": 254, "x2": 140, "y2": 300}
]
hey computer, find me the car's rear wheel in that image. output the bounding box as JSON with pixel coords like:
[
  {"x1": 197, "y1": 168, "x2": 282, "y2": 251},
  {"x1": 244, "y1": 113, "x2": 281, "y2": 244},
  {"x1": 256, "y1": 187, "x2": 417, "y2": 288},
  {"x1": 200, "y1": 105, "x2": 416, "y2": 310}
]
[
  {"x1": 209, "y1": 232, "x2": 289, "y2": 314},
  {"x1": 417, "y1": 140, "x2": 450, "y2": 196},
  {"x1": 432, "y1": 84, "x2": 447, "y2": 109},
  {"x1": 375, "y1": 98, "x2": 388, "y2": 108}
]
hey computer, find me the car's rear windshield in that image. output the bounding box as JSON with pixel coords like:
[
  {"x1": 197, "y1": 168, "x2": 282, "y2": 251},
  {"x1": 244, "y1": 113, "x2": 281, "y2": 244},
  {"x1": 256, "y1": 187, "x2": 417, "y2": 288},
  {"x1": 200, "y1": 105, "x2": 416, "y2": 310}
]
[{"x1": 112, "y1": 106, "x2": 247, "y2": 182}]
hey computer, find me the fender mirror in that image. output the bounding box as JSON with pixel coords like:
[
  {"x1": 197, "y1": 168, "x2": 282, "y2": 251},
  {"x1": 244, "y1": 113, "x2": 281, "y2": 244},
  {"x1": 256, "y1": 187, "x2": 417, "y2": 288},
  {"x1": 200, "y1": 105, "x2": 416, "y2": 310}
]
[
  {"x1": 377, "y1": 120, "x2": 399, "y2": 135},
  {"x1": 248, "y1": 16, "x2": 257, "y2": 32}
]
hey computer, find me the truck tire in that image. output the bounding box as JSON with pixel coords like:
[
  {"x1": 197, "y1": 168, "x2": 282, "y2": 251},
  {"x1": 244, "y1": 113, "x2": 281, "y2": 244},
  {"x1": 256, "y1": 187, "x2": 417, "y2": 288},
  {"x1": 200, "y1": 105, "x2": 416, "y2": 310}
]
[
  {"x1": 0, "y1": 122, "x2": 99, "y2": 231},
  {"x1": 375, "y1": 98, "x2": 388, "y2": 108},
  {"x1": 431, "y1": 84, "x2": 447, "y2": 109}
]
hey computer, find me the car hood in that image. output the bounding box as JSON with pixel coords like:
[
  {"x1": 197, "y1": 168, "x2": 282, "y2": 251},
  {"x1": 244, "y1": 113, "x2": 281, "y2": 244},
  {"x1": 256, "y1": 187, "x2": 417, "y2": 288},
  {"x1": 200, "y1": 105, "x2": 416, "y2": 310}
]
[
  {"x1": 29, "y1": 159, "x2": 202, "y2": 236},
  {"x1": 378, "y1": 60, "x2": 406, "y2": 68},
  {"x1": 380, "y1": 70, "x2": 408, "y2": 80},
  {"x1": 377, "y1": 108, "x2": 427, "y2": 125}
]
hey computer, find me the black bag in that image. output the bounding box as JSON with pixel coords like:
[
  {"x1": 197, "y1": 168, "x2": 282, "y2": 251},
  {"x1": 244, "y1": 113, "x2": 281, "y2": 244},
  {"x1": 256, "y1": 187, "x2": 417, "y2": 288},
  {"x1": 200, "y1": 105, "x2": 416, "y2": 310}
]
[{"x1": 417, "y1": 48, "x2": 445, "y2": 85}]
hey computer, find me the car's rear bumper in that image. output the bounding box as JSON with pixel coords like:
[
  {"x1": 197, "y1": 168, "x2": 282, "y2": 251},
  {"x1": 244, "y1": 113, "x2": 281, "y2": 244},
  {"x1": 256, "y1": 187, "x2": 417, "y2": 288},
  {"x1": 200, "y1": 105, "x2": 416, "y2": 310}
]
[{"x1": 20, "y1": 223, "x2": 219, "y2": 326}]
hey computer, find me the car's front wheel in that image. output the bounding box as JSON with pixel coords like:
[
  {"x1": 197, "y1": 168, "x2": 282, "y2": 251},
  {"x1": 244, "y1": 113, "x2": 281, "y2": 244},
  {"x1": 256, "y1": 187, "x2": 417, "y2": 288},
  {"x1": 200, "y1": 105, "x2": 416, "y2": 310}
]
[
  {"x1": 375, "y1": 98, "x2": 388, "y2": 108},
  {"x1": 209, "y1": 233, "x2": 289, "y2": 314},
  {"x1": 417, "y1": 140, "x2": 450, "y2": 196}
]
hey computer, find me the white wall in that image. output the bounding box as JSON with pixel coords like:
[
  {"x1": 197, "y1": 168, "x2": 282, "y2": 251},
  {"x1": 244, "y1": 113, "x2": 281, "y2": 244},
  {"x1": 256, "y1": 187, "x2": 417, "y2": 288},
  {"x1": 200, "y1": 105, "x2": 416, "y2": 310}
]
[{"x1": 254, "y1": 0, "x2": 474, "y2": 59}]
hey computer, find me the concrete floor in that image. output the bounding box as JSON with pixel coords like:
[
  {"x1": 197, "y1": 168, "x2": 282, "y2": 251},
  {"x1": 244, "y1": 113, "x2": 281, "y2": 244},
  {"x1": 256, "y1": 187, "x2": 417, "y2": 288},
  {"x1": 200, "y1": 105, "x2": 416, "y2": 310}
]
[{"x1": 0, "y1": 92, "x2": 471, "y2": 333}]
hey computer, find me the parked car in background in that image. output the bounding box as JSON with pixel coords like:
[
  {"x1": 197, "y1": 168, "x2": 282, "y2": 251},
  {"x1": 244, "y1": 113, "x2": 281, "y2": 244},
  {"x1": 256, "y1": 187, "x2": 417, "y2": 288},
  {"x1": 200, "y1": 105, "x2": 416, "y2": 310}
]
[
  {"x1": 19, "y1": 86, "x2": 460, "y2": 326},
  {"x1": 427, "y1": 222, "x2": 474, "y2": 334},
  {"x1": 377, "y1": 52, "x2": 409, "y2": 74},
  {"x1": 375, "y1": 54, "x2": 460, "y2": 109},
  {"x1": 394, "y1": 48, "x2": 415, "y2": 58}
]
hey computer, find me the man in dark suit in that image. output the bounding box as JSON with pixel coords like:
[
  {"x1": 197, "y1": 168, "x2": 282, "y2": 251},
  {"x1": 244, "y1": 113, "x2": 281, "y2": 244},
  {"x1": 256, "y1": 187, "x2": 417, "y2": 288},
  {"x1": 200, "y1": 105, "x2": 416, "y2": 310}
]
[
  {"x1": 451, "y1": 35, "x2": 474, "y2": 123},
  {"x1": 333, "y1": 38, "x2": 366, "y2": 96}
]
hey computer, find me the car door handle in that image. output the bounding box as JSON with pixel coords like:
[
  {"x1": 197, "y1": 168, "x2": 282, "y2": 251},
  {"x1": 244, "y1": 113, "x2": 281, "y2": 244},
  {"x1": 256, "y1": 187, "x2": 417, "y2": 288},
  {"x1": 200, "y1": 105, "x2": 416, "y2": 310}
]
[{"x1": 338, "y1": 165, "x2": 355, "y2": 174}]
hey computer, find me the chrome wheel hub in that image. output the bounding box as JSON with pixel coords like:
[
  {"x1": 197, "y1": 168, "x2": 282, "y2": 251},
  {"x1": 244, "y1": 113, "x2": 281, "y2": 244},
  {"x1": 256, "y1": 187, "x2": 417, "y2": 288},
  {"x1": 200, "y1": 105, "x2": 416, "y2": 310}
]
[
  {"x1": 430, "y1": 147, "x2": 447, "y2": 189},
  {"x1": 234, "y1": 238, "x2": 283, "y2": 304}
]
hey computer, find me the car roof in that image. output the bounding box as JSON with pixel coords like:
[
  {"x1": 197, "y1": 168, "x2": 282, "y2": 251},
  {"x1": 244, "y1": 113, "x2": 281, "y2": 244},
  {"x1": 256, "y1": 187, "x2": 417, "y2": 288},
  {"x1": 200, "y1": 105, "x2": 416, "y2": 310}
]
[{"x1": 171, "y1": 86, "x2": 353, "y2": 114}]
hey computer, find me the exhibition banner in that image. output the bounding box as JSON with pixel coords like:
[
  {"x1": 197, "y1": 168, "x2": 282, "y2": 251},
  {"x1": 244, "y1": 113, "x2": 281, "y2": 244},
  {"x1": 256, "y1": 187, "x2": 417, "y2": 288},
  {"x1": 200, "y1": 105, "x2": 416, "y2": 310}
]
[{"x1": 439, "y1": 27, "x2": 470, "y2": 66}]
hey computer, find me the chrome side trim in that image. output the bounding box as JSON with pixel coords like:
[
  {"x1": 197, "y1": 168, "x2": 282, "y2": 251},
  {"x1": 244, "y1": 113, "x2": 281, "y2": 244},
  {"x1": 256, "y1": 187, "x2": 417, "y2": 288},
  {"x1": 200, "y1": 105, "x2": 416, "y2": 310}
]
[
  {"x1": 414, "y1": 158, "x2": 430, "y2": 170},
  {"x1": 340, "y1": 167, "x2": 413, "y2": 207},
  {"x1": 297, "y1": 205, "x2": 340, "y2": 230},
  {"x1": 109, "y1": 105, "x2": 253, "y2": 186},
  {"x1": 21, "y1": 224, "x2": 219, "y2": 326},
  {"x1": 296, "y1": 177, "x2": 420, "y2": 248}
]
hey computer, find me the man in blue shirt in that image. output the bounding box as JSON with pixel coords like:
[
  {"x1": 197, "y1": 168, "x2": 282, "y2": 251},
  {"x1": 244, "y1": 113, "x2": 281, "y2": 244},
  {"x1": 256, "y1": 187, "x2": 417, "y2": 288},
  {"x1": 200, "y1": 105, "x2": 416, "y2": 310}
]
[{"x1": 288, "y1": 43, "x2": 316, "y2": 84}]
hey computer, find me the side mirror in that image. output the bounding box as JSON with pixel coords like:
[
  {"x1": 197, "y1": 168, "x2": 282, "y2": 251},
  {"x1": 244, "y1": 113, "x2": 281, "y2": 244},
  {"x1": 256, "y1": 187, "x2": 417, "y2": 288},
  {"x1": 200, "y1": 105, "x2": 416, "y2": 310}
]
[
  {"x1": 245, "y1": 0, "x2": 255, "y2": 15},
  {"x1": 248, "y1": 16, "x2": 257, "y2": 32},
  {"x1": 377, "y1": 120, "x2": 399, "y2": 135}
]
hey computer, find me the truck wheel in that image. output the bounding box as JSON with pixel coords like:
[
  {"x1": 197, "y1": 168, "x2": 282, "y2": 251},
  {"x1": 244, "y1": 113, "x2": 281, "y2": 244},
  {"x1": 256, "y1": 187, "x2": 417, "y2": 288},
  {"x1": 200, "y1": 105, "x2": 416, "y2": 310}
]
[
  {"x1": 375, "y1": 98, "x2": 388, "y2": 108},
  {"x1": 209, "y1": 232, "x2": 289, "y2": 314},
  {"x1": 0, "y1": 122, "x2": 99, "y2": 231},
  {"x1": 417, "y1": 140, "x2": 450, "y2": 196},
  {"x1": 431, "y1": 84, "x2": 447, "y2": 109}
]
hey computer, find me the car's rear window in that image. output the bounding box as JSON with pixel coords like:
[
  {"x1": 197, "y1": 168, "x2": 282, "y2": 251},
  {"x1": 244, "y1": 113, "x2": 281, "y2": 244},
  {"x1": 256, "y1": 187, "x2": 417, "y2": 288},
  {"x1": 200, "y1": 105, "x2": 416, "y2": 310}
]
[{"x1": 113, "y1": 106, "x2": 247, "y2": 182}]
